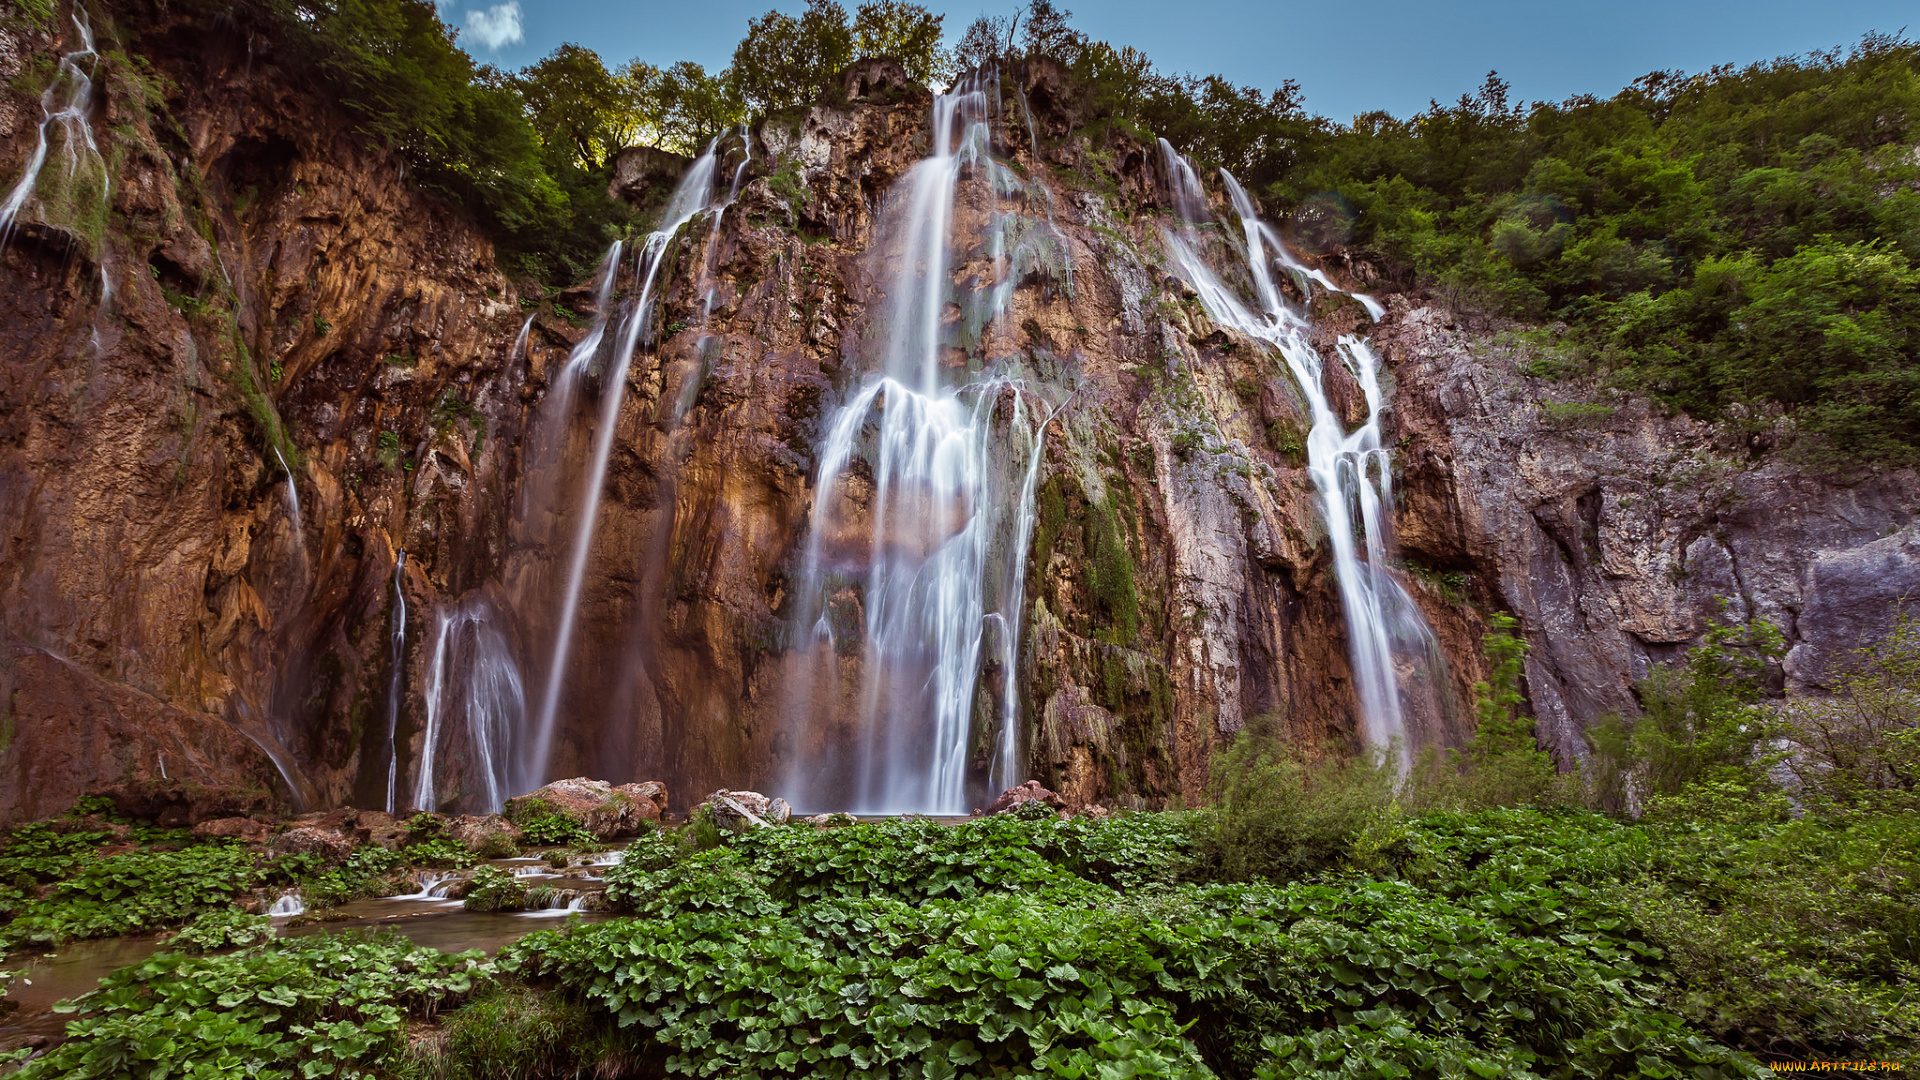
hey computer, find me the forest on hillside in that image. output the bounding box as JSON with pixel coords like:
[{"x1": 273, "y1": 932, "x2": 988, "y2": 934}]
[{"x1": 91, "y1": 0, "x2": 1920, "y2": 461}]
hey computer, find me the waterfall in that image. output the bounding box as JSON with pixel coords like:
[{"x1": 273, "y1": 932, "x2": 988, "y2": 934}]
[
  {"x1": 415, "y1": 594, "x2": 525, "y2": 813},
  {"x1": 273, "y1": 448, "x2": 308, "y2": 576},
  {"x1": 0, "y1": 5, "x2": 107, "y2": 245},
  {"x1": 785, "y1": 77, "x2": 1058, "y2": 814},
  {"x1": 384, "y1": 551, "x2": 407, "y2": 813},
  {"x1": 1160, "y1": 147, "x2": 1435, "y2": 762},
  {"x1": 511, "y1": 312, "x2": 534, "y2": 362},
  {"x1": 267, "y1": 891, "x2": 305, "y2": 918},
  {"x1": 525, "y1": 141, "x2": 724, "y2": 789}
]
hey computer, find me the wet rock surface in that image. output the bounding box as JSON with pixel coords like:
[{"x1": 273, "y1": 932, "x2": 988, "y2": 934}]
[{"x1": 0, "y1": 7, "x2": 1913, "y2": 823}]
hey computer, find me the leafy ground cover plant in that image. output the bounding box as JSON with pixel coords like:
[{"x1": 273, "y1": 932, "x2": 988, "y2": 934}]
[
  {"x1": 0, "y1": 843, "x2": 259, "y2": 950},
  {"x1": 169, "y1": 908, "x2": 275, "y2": 953},
  {"x1": 16, "y1": 931, "x2": 494, "y2": 1080}
]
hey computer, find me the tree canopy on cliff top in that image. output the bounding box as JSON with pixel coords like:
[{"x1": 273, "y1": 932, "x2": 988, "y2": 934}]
[{"x1": 198, "y1": 0, "x2": 1920, "y2": 460}]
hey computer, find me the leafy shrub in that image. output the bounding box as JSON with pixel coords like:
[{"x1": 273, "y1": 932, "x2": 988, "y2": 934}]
[
  {"x1": 1409, "y1": 612, "x2": 1557, "y2": 811},
  {"x1": 398, "y1": 985, "x2": 630, "y2": 1080},
  {"x1": 515, "y1": 813, "x2": 594, "y2": 849},
  {"x1": 461, "y1": 866, "x2": 525, "y2": 913},
  {"x1": 514, "y1": 861, "x2": 1762, "y2": 1079},
  {"x1": 1191, "y1": 713, "x2": 1400, "y2": 882},
  {"x1": 171, "y1": 908, "x2": 274, "y2": 953},
  {"x1": 1781, "y1": 611, "x2": 1920, "y2": 813},
  {"x1": 1584, "y1": 618, "x2": 1787, "y2": 814},
  {"x1": 297, "y1": 844, "x2": 407, "y2": 908}
]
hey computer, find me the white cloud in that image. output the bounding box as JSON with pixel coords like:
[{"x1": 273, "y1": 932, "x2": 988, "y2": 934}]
[{"x1": 464, "y1": 1, "x2": 523, "y2": 51}]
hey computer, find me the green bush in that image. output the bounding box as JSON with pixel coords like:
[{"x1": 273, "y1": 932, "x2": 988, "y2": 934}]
[
  {"x1": 1191, "y1": 713, "x2": 1400, "y2": 882},
  {"x1": 514, "y1": 813, "x2": 594, "y2": 849},
  {"x1": 296, "y1": 844, "x2": 407, "y2": 908},
  {"x1": 0, "y1": 843, "x2": 259, "y2": 949},
  {"x1": 1409, "y1": 612, "x2": 1558, "y2": 811},
  {"x1": 398, "y1": 985, "x2": 629, "y2": 1080}
]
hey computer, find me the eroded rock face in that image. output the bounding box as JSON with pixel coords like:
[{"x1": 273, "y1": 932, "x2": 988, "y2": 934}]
[
  {"x1": 1381, "y1": 304, "x2": 1920, "y2": 761},
  {"x1": 3, "y1": 7, "x2": 1912, "y2": 824}
]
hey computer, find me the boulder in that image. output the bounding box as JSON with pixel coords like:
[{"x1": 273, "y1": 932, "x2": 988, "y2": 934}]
[
  {"x1": 983, "y1": 780, "x2": 1066, "y2": 817},
  {"x1": 97, "y1": 780, "x2": 274, "y2": 826},
  {"x1": 269, "y1": 823, "x2": 354, "y2": 862},
  {"x1": 350, "y1": 810, "x2": 410, "y2": 851},
  {"x1": 608, "y1": 145, "x2": 692, "y2": 206},
  {"x1": 699, "y1": 790, "x2": 790, "y2": 827},
  {"x1": 839, "y1": 57, "x2": 917, "y2": 104},
  {"x1": 447, "y1": 814, "x2": 522, "y2": 857},
  {"x1": 506, "y1": 778, "x2": 669, "y2": 840}
]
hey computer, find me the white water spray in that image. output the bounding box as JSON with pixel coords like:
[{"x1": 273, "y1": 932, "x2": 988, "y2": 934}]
[
  {"x1": 415, "y1": 595, "x2": 525, "y2": 813},
  {"x1": 0, "y1": 6, "x2": 108, "y2": 245},
  {"x1": 273, "y1": 448, "x2": 308, "y2": 577},
  {"x1": 786, "y1": 78, "x2": 1059, "y2": 814},
  {"x1": 1160, "y1": 145, "x2": 1434, "y2": 761},
  {"x1": 384, "y1": 551, "x2": 407, "y2": 812}
]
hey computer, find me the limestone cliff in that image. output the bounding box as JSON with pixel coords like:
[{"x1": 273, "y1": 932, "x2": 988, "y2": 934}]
[{"x1": 1, "y1": 7, "x2": 1913, "y2": 821}]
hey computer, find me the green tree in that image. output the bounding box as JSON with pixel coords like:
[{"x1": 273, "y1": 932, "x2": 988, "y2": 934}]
[
  {"x1": 953, "y1": 14, "x2": 1009, "y2": 71},
  {"x1": 518, "y1": 44, "x2": 631, "y2": 168},
  {"x1": 851, "y1": 0, "x2": 952, "y2": 87},
  {"x1": 730, "y1": 0, "x2": 854, "y2": 113}
]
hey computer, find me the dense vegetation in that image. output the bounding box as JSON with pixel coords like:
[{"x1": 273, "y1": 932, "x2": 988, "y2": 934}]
[{"x1": 0, "y1": 616, "x2": 1912, "y2": 1075}]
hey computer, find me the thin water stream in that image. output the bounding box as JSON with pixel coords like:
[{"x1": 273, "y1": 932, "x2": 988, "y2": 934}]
[
  {"x1": 0, "y1": 6, "x2": 106, "y2": 246},
  {"x1": 1159, "y1": 142, "x2": 1437, "y2": 761}
]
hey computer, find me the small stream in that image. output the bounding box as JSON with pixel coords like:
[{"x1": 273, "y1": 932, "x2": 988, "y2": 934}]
[{"x1": 0, "y1": 850, "x2": 620, "y2": 1049}]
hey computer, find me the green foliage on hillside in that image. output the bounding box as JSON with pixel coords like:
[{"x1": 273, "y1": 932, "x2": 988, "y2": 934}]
[{"x1": 1279, "y1": 38, "x2": 1920, "y2": 459}]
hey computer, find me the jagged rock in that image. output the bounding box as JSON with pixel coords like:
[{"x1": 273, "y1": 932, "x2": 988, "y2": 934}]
[
  {"x1": 351, "y1": 810, "x2": 411, "y2": 851},
  {"x1": 269, "y1": 823, "x2": 354, "y2": 862},
  {"x1": 506, "y1": 778, "x2": 667, "y2": 839},
  {"x1": 609, "y1": 145, "x2": 693, "y2": 205},
  {"x1": 839, "y1": 57, "x2": 916, "y2": 104},
  {"x1": 983, "y1": 781, "x2": 1066, "y2": 816},
  {"x1": 699, "y1": 790, "x2": 789, "y2": 827}
]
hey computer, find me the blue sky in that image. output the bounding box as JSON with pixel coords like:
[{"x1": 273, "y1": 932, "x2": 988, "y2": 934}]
[{"x1": 449, "y1": 0, "x2": 1916, "y2": 121}]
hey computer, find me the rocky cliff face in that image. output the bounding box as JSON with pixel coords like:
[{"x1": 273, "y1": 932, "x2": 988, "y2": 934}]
[{"x1": 2, "y1": 9, "x2": 1913, "y2": 821}]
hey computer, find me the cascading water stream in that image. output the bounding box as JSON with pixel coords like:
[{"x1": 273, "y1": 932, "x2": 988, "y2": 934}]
[
  {"x1": 274, "y1": 448, "x2": 308, "y2": 577},
  {"x1": 786, "y1": 78, "x2": 1059, "y2": 814},
  {"x1": 0, "y1": 5, "x2": 107, "y2": 245},
  {"x1": 384, "y1": 552, "x2": 407, "y2": 813},
  {"x1": 524, "y1": 142, "x2": 723, "y2": 790},
  {"x1": 1160, "y1": 145, "x2": 1435, "y2": 761},
  {"x1": 414, "y1": 595, "x2": 524, "y2": 813}
]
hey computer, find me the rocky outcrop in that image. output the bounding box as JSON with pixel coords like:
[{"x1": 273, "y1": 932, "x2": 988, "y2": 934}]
[
  {"x1": 0, "y1": 4, "x2": 527, "y2": 818},
  {"x1": 506, "y1": 778, "x2": 667, "y2": 838},
  {"x1": 1382, "y1": 306, "x2": 1920, "y2": 761}
]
